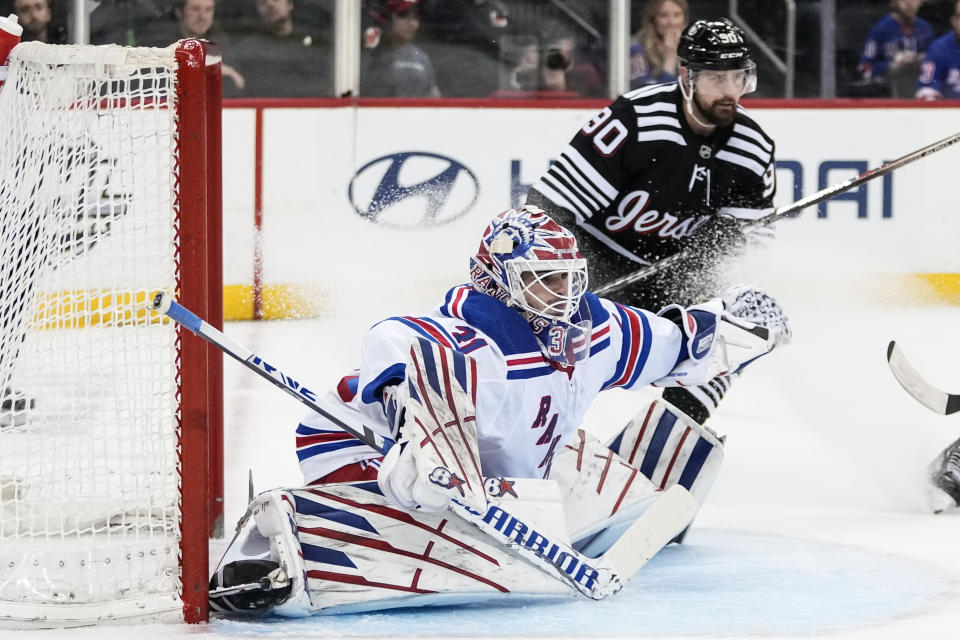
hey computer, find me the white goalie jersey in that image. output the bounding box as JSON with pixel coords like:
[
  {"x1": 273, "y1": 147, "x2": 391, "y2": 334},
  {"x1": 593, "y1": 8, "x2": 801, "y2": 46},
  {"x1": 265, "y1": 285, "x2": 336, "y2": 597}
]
[{"x1": 296, "y1": 285, "x2": 685, "y2": 483}]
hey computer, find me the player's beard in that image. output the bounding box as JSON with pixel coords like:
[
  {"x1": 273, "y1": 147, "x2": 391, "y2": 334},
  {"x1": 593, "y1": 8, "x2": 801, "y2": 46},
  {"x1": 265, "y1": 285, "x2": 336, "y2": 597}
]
[{"x1": 693, "y1": 92, "x2": 738, "y2": 128}]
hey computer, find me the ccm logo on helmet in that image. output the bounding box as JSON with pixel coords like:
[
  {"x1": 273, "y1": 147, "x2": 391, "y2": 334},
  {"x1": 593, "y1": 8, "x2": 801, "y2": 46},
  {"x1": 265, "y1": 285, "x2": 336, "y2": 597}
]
[{"x1": 348, "y1": 151, "x2": 480, "y2": 229}]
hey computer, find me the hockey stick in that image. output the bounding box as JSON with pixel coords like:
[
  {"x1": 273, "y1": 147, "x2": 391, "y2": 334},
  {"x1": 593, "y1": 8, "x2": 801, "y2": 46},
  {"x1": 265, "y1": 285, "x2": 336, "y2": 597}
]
[
  {"x1": 150, "y1": 292, "x2": 697, "y2": 600},
  {"x1": 595, "y1": 130, "x2": 960, "y2": 296},
  {"x1": 887, "y1": 340, "x2": 960, "y2": 415}
]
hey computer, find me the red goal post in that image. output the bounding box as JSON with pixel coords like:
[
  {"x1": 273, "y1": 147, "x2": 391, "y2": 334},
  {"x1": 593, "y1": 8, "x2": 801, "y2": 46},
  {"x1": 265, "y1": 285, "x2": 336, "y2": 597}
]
[{"x1": 0, "y1": 39, "x2": 222, "y2": 626}]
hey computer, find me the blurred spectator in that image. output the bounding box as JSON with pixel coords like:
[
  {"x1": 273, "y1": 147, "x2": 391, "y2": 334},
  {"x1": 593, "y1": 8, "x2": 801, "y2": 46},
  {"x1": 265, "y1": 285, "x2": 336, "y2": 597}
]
[
  {"x1": 630, "y1": 0, "x2": 688, "y2": 88},
  {"x1": 231, "y1": 0, "x2": 331, "y2": 97},
  {"x1": 920, "y1": 0, "x2": 956, "y2": 34},
  {"x1": 91, "y1": 0, "x2": 163, "y2": 46},
  {"x1": 916, "y1": 0, "x2": 960, "y2": 98},
  {"x1": 417, "y1": 0, "x2": 508, "y2": 97},
  {"x1": 361, "y1": 0, "x2": 439, "y2": 97},
  {"x1": 536, "y1": 27, "x2": 604, "y2": 96},
  {"x1": 143, "y1": 0, "x2": 246, "y2": 94},
  {"x1": 12, "y1": 0, "x2": 66, "y2": 44},
  {"x1": 496, "y1": 1, "x2": 607, "y2": 98},
  {"x1": 858, "y1": 0, "x2": 936, "y2": 96}
]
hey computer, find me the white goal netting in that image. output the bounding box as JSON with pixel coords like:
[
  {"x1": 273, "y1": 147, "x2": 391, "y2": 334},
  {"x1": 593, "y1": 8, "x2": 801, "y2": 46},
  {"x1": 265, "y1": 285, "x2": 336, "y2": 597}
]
[{"x1": 0, "y1": 42, "x2": 185, "y2": 626}]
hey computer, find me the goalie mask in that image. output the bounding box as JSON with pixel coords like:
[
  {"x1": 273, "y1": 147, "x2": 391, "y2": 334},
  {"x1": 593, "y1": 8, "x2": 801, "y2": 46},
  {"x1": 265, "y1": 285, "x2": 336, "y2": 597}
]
[{"x1": 470, "y1": 206, "x2": 592, "y2": 365}]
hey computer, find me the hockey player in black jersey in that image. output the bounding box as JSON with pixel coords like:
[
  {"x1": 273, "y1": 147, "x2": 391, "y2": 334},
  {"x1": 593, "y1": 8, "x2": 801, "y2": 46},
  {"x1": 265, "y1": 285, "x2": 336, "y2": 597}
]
[{"x1": 526, "y1": 18, "x2": 788, "y2": 426}]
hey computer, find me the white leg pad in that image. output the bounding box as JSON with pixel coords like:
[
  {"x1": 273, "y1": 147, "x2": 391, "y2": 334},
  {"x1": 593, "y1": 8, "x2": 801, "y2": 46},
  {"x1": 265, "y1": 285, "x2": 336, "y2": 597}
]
[
  {"x1": 605, "y1": 397, "x2": 724, "y2": 504},
  {"x1": 550, "y1": 429, "x2": 671, "y2": 554},
  {"x1": 250, "y1": 490, "x2": 314, "y2": 617}
]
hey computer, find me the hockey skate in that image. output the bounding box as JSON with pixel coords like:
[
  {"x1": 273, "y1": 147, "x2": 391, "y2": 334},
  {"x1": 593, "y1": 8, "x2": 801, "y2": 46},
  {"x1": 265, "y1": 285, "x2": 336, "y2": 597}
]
[
  {"x1": 209, "y1": 559, "x2": 293, "y2": 614},
  {"x1": 929, "y1": 438, "x2": 960, "y2": 514},
  {"x1": 0, "y1": 387, "x2": 35, "y2": 428}
]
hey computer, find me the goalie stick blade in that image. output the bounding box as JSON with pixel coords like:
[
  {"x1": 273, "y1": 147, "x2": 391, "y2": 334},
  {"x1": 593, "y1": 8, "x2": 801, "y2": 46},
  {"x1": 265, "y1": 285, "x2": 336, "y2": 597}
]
[
  {"x1": 887, "y1": 341, "x2": 960, "y2": 415},
  {"x1": 597, "y1": 485, "x2": 698, "y2": 581}
]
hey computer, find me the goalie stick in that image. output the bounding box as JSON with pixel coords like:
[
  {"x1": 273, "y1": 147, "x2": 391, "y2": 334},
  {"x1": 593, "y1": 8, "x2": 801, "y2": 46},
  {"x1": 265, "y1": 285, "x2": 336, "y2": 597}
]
[
  {"x1": 595, "y1": 130, "x2": 960, "y2": 296},
  {"x1": 150, "y1": 292, "x2": 697, "y2": 600},
  {"x1": 887, "y1": 341, "x2": 960, "y2": 415}
]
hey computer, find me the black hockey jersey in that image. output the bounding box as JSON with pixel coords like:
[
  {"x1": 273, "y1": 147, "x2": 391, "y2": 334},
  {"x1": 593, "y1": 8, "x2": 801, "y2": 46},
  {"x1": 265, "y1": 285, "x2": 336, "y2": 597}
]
[{"x1": 527, "y1": 82, "x2": 776, "y2": 307}]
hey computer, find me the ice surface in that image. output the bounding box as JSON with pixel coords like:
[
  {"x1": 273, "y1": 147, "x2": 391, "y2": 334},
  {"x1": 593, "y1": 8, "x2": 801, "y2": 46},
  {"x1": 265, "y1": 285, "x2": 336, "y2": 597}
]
[{"x1": 8, "y1": 246, "x2": 960, "y2": 639}]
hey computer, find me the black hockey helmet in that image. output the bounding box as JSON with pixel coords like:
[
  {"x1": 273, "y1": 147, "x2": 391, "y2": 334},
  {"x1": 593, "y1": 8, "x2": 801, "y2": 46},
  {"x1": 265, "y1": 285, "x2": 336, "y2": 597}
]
[{"x1": 678, "y1": 18, "x2": 752, "y2": 70}]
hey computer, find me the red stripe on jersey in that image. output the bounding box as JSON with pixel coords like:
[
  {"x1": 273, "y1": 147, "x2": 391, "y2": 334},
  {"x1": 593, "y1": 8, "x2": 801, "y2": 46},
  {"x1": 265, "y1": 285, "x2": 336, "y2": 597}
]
[
  {"x1": 296, "y1": 431, "x2": 358, "y2": 448},
  {"x1": 592, "y1": 323, "x2": 611, "y2": 341},
  {"x1": 337, "y1": 375, "x2": 358, "y2": 402},
  {"x1": 449, "y1": 286, "x2": 469, "y2": 319},
  {"x1": 506, "y1": 355, "x2": 546, "y2": 366},
  {"x1": 612, "y1": 307, "x2": 644, "y2": 387},
  {"x1": 404, "y1": 316, "x2": 453, "y2": 348}
]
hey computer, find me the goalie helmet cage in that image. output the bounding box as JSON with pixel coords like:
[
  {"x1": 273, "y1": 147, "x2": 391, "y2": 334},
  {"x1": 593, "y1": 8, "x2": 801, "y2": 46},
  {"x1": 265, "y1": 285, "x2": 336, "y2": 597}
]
[{"x1": 0, "y1": 39, "x2": 222, "y2": 626}]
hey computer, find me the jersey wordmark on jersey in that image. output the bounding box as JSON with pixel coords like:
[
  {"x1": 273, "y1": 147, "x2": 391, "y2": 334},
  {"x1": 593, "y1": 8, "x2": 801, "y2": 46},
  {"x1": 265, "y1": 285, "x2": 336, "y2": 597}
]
[{"x1": 529, "y1": 83, "x2": 776, "y2": 269}]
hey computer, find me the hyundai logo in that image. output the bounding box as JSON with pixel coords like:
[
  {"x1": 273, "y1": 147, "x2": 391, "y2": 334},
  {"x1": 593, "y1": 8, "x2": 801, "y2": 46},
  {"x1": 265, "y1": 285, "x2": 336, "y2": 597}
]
[{"x1": 348, "y1": 152, "x2": 480, "y2": 229}]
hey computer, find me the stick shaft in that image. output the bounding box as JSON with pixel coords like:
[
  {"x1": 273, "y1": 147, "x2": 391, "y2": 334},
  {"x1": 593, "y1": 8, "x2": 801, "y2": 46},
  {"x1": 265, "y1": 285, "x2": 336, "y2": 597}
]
[
  {"x1": 153, "y1": 292, "x2": 392, "y2": 453},
  {"x1": 595, "y1": 131, "x2": 960, "y2": 296}
]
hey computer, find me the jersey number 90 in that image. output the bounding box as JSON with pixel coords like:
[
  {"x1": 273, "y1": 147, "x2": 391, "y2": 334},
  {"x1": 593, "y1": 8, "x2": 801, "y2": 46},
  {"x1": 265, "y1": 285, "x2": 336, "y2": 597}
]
[{"x1": 581, "y1": 107, "x2": 627, "y2": 157}]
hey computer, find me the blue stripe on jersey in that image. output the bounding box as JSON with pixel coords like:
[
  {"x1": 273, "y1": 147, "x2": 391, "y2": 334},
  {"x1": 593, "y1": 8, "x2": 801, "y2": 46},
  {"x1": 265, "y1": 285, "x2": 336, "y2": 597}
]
[
  {"x1": 627, "y1": 311, "x2": 654, "y2": 387},
  {"x1": 604, "y1": 304, "x2": 650, "y2": 389},
  {"x1": 589, "y1": 336, "x2": 610, "y2": 357},
  {"x1": 301, "y1": 543, "x2": 358, "y2": 569},
  {"x1": 297, "y1": 439, "x2": 370, "y2": 461},
  {"x1": 296, "y1": 424, "x2": 343, "y2": 436},
  {"x1": 389, "y1": 316, "x2": 449, "y2": 345},
  {"x1": 417, "y1": 316, "x2": 458, "y2": 346},
  {"x1": 639, "y1": 410, "x2": 677, "y2": 478},
  {"x1": 677, "y1": 437, "x2": 714, "y2": 490},
  {"x1": 295, "y1": 493, "x2": 379, "y2": 534},
  {"x1": 507, "y1": 366, "x2": 555, "y2": 380},
  {"x1": 360, "y1": 362, "x2": 406, "y2": 406}
]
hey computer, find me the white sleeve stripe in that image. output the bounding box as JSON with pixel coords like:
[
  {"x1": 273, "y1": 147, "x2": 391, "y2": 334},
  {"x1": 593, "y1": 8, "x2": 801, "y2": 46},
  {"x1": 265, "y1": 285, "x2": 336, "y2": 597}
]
[
  {"x1": 577, "y1": 223, "x2": 654, "y2": 265},
  {"x1": 637, "y1": 129, "x2": 687, "y2": 146},
  {"x1": 623, "y1": 82, "x2": 676, "y2": 101},
  {"x1": 726, "y1": 136, "x2": 771, "y2": 165},
  {"x1": 531, "y1": 179, "x2": 589, "y2": 223},
  {"x1": 716, "y1": 206, "x2": 774, "y2": 220},
  {"x1": 732, "y1": 123, "x2": 773, "y2": 153},
  {"x1": 563, "y1": 145, "x2": 619, "y2": 200},
  {"x1": 539, "y1": 174, "x2": 595, "y2": 219},
  {"x1": 547, "y1": 168, "x2": 602, "y2": 213},
  {"x1": 715, "y1": 149, "x2": 765, "y2": 176},
  {"x1": 636, "y1": 115, "x2": 681, "y2": 129},
  {"x1": 555, "y1": 155, "x2": 609, "y2": 208},
  {"x1": 633, "y1": 101, "x2": 677, "y2": 114}
]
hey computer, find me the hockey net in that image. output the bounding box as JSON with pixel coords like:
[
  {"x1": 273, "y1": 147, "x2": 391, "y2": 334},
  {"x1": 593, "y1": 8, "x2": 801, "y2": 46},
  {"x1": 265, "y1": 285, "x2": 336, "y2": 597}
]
[{"x1": 0, "y1": 40, "x2": 222, "y2": 626}]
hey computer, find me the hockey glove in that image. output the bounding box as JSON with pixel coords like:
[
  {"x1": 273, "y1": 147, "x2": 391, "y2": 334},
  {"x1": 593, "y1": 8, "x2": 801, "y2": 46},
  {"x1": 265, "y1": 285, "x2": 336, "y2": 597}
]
[
  {"x1": 381, "y1": 384, "x2": 406, "y2": 440},
  {"x1": 653, "y1": 298, "x2": 774, "y2": 387},
  {"x1": 721, "y1": 284, "x2": 791, "y2": 348},
  {"x1": 377, "y1": 440, "x2": 450, "y2": 512}
]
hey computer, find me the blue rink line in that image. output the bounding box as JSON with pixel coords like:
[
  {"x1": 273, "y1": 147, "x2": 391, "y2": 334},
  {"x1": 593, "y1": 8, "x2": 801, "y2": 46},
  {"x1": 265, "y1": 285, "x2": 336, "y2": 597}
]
[{"x1": 213, "y1": 529, "x2": 958, "y2": 638}]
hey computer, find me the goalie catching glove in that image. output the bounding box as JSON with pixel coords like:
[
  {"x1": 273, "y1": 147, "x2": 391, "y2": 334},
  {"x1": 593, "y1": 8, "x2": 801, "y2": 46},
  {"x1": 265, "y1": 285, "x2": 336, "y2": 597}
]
[{"x1": 654, "y1": 285, "x2": 790, "y2": 387}]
